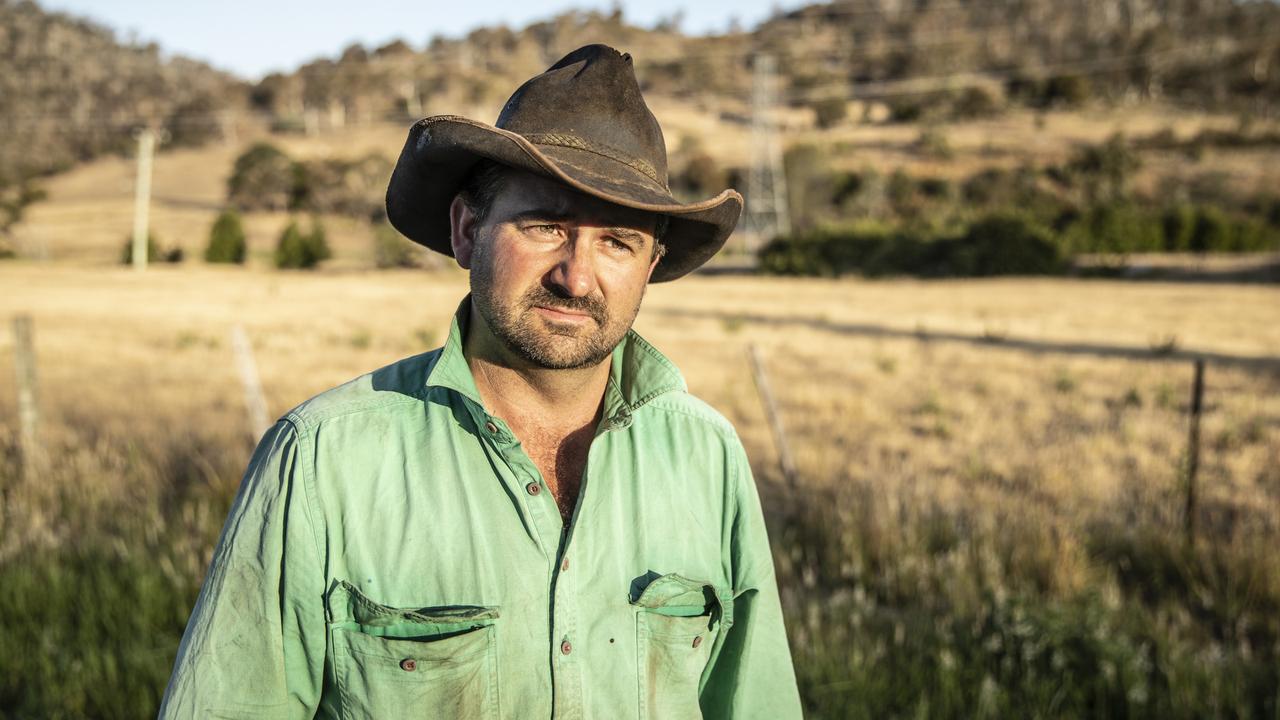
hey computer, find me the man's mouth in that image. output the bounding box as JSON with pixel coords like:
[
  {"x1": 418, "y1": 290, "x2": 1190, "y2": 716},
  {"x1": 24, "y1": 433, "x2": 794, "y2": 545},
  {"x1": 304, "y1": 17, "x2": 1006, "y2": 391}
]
[{"x1": 533, "y1": 305, "x2": 597, "y2": 323}]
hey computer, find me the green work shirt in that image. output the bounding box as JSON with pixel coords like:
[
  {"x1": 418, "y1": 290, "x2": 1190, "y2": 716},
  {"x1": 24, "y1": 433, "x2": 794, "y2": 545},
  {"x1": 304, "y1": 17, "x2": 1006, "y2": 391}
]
[{"x1": 160, "y1": 298, "x2": 802, "y2": 719}]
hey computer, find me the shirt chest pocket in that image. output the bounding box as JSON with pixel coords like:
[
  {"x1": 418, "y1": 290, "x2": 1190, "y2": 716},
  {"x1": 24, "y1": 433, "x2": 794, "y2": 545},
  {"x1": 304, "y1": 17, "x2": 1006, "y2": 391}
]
[
  {"x1": 630, "y1": 574, "x2": 735, "y2": 720},
  {"x1": 327, "y1": 581, "x2": 500, "y2": 720}
]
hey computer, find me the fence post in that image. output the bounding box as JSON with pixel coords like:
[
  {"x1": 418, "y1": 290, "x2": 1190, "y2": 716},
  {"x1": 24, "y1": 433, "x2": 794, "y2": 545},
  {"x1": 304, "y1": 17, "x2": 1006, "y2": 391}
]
[
  {"x1": 747, "y1": 343, "x2": 798, "y2": 489},
  {"x1": 1184, "y1": 358, "x2": 1205, "y2": 546},
  {"x1": 231, "y1": 325, "x2": 271, "y2": 443},
  {"x1": 12, "y1": 315, "x2": 42, "y2": 482},
  {"x1": 131, "y1": 127, "x2": 156, "y2": 271}
]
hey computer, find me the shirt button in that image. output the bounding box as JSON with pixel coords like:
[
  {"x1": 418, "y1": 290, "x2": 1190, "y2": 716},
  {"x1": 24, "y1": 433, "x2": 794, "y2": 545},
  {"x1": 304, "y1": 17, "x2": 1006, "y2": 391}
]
[
  {"x1": 400, "y1": 658, "x2": 417, "y2": 672},
  {"x1": 526, "y1": 482, "x2": 541, "y2": 496},
  {"x1": 692, "y1": 636, "x2": 702, "y2": 649},
  {"x1": 560, "y1": 640, "x2": 572, "y2": 655},
  {"x1": 485, "y1": 421, "x2": 498, "y2": 434}
]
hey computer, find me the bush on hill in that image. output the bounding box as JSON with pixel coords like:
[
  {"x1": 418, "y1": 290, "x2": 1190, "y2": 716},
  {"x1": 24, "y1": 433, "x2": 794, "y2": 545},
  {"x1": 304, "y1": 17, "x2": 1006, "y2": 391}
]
[
  {"x1": 759, "y1": 213, "x2": 1065, "y2": 278},
  {"x1": 228, "y1": 143, "x2": 300, "y2": 212},
  {"x1": 274, "y1": 219, "x2": 330, "y2": 269},
  {"x1": 204, "y1": 210, "x2": 247, "y2": 264}
]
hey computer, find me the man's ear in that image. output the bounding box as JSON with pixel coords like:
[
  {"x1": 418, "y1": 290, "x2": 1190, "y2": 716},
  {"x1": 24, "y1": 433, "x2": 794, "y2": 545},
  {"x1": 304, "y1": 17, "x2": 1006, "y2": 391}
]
[
  {"x1": 644, "y1": 242, "x2": 663, "y2": 283},
  {"x1": 449, "y1": 195, "x2": 478, "y2": 269}
]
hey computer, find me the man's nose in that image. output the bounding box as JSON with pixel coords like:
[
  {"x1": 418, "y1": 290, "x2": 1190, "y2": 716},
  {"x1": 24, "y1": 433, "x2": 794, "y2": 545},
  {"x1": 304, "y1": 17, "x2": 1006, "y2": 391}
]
[{"x1": 545, "y1": 233, "x2": 597, "y2": 298}]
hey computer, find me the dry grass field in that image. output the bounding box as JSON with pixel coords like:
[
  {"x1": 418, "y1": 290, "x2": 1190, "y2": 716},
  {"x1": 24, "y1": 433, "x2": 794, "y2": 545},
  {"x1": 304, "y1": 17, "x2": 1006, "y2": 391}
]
[{"x1": 1, "y1": 260, "x2": 1278, "y2": 716}]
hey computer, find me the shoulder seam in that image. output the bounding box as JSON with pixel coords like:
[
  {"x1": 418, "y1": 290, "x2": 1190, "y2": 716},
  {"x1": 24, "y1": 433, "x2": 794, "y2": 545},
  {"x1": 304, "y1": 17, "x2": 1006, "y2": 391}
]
[
  {"x1": 286, "y1": 390, "x2": 426, "y2": 429},
  {"x1": 280, "y1": 417, "x2": 327, "y2": 576},
  {"x1": 640, "y1": 394, "x2": 737, "y2": 440}
]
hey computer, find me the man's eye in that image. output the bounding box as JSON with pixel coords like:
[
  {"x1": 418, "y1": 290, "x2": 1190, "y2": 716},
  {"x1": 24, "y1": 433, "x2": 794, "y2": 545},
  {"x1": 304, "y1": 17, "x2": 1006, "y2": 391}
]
[
  {"x1": 605, "y1": 237, "x2": 634, "y2": 253},
  {"x1": 528, "y1": 224, "x2": 560, "y2": 236}
]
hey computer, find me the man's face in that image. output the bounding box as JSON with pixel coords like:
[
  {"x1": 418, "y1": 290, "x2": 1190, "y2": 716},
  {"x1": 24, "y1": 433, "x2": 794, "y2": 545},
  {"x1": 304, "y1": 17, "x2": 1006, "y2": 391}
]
[{"x1": 450, "y1": 168, "x2": 663, "y2": 370}]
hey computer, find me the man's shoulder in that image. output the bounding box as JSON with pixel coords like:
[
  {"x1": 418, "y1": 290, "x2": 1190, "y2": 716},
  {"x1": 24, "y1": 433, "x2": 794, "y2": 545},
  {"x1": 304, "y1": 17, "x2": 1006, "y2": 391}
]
[
  {"x1": 283, "y1": 349, "x2": 442, "y2": 429},
  {"x1": 640, "y1": 389, "x2": 741, "y2": 445}
]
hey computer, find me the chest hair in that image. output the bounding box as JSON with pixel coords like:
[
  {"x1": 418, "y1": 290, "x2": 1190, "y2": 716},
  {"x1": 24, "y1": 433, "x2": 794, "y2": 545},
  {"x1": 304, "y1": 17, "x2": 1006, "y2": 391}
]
[{"x1": 520, "y1": 424, "x2": 594, "y2": 522}]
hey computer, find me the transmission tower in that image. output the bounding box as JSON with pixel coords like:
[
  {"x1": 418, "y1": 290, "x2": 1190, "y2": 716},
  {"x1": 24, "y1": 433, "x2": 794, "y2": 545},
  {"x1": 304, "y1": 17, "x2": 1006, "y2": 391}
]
[{"x1": 744, "y1": 53, "x2": 790, "y2": 254}]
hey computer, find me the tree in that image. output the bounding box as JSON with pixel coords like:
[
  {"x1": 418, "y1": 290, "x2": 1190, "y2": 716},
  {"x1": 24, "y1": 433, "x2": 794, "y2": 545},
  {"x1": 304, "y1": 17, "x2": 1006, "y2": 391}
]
[
  {"x1": 228, "y1": 143, "x2": 299, "y2": 212},
  {"x1": 275, "y1": 218, "x2": 331, "y2": 269},
  {"x1": 205, "y1": 209, "x2": 247, "y2": 264}
]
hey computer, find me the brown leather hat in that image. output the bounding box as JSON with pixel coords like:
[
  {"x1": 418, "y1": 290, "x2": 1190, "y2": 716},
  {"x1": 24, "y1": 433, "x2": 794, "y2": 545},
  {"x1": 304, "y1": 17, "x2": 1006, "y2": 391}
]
[{"x1": 385, "y1": 44, "x2": 742, "y2": 282}]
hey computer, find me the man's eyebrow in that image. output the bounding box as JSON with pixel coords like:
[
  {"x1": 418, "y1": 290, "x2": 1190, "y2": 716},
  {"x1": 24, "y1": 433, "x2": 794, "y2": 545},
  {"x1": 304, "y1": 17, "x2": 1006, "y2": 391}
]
[
  {"x1": 508, "y1": 210, "x2": 650, "y2": 243},
  {"x1": 509, "y1": 208, "x2": 571, "y2": 223},
  {"x1": 605, "y1": 227, "x2": 647, "y2": 243}
]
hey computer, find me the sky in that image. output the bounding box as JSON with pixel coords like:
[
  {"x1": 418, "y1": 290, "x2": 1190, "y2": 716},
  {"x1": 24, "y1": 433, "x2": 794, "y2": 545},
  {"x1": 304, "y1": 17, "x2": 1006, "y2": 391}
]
[{"x1": 40, "y1": 0, "x2": 799, "y2": 81}]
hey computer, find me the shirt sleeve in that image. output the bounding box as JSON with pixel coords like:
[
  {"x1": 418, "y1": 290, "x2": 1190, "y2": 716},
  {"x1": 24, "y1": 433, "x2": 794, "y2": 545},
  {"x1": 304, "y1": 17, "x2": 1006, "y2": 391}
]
[
  {"x1": 159, "y1": 419, "x2": 326, "y2": 719},
  {"x1": 699, "y1": 437, "x2": 804, "y2": 719}
]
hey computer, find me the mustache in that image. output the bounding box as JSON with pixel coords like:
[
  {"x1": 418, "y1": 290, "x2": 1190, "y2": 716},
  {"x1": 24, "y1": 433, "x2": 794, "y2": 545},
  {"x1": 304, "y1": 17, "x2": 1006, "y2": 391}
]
[{"x1": 521, "y1": 286, "x2": 607, "y2": 324}]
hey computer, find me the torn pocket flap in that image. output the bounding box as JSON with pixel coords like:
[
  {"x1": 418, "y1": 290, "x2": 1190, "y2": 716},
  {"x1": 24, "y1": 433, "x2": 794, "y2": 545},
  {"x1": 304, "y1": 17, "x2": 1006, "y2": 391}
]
[
  {"x1": 328, "y1": 580, "x2": 499, "y2": 638},
  {"x1": 630, "y1": 573, "x2": 733, "y2": 626}
]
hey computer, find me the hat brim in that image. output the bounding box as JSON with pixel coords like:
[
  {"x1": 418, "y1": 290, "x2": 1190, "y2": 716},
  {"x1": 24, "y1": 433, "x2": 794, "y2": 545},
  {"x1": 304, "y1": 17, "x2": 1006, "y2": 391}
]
[{"x1": 385, "y1": 116, "x2": 743, "y2": 283}]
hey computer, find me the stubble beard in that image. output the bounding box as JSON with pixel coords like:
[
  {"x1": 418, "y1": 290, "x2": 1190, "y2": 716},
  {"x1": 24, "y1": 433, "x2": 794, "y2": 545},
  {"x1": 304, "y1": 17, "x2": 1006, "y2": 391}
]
[{"x1": 469, "y1": 240, "x2": 642, "y2": 371}]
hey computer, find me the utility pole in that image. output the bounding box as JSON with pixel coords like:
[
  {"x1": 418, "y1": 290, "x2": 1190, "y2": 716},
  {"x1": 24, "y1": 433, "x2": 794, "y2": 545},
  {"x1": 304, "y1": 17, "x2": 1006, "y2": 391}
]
[
  {"x1": 744, "y1": 53, "x2": 791, "y2": 255},
  {"x1": 131, "y1": 127, "x2": 156, "y2": 271}
]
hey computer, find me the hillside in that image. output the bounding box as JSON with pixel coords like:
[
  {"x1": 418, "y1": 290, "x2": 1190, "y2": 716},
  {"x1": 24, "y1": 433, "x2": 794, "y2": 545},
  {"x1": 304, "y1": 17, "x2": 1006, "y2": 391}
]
[
  {"x1": 0, "y1": 0, "x2": 243, "y2": 179},
  {"x1": 249, "y1": 0, "x2": 1280, "y2": 131}
]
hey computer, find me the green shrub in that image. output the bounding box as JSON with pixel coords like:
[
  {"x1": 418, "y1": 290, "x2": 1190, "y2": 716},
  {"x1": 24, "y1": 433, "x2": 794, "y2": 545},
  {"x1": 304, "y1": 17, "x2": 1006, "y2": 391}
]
[
  {"x1": 811, "y1": 98, "x2": 847, "y2": 129},
  {"x1": 274, "y1": 219, "x2": 330, "y2": 269},
  {"x1": 1062, "y1": 203, "x2": 1163, "y2": 254},
  {"x1": 1161, "y1": 205, "x2": 1197, "y2": 251},
  {"x1": 918, "y1": 177, "x2": 953, "y2": 200},
  {"x1": 1068, "y1": 133, "x2": 1140, "y2": 202},
  {"x1": 120, "y1": 233, "x2": 183, "y2": 264},
  {"x1": 1160, "y1": 205, "x2": 1280, "y2": 254},
  {"x1": 954, "y1": 213, "x2": 1065, "y2": 276},
  {"x1": 1044, "y1": 74, "x2": 1091, "y2": 107},
  {"x1": 227, "y1": 142, "x2": 300, "y2": 211},
  {"x1": 915, "y1": 126, "x2": 953, "y2": 160},
  {"x1": 294, "y1": 153, "x2": 394, "y2": 220},
  {"x1": 759, "y1": 214, "x2": 1062, "y2": 278},
  {"x1": 887, "y1": 98, "x2": 926, "y2": 123},
  {"x1": 951, "y1": 84, "x2": 1002, "y2": 119},
  {"x1": 1189, "y1": 206, "x2": 1232, "y2": 253},
  {"x1": 204, "y1": 209, "x2": 247, "y2": 264}
]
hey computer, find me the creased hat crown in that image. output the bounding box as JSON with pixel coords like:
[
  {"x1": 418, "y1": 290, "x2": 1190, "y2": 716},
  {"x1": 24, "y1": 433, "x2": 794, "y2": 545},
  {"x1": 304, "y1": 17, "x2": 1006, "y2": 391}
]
[{"x1": 497, "y1": 44, "x2": 669, "y2": 190}]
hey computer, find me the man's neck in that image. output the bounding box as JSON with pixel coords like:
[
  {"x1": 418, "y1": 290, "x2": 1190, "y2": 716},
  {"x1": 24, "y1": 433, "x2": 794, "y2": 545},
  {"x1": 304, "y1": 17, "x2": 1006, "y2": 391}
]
[{"x1": 463, "y1": 306, "x2": 610, "y2": 435}]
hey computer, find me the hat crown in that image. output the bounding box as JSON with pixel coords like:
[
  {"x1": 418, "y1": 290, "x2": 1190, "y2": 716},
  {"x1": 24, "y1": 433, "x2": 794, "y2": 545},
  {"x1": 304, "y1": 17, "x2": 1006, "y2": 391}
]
[{"x1": 495, "y1": 44, "x2": 668, "y2": 188}]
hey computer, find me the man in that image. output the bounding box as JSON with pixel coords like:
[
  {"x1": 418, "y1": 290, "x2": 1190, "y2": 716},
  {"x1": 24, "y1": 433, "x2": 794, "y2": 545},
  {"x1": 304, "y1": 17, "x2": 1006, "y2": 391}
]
[{"x1": 161, "y1": 44, "x2": 801, "y2": 719}]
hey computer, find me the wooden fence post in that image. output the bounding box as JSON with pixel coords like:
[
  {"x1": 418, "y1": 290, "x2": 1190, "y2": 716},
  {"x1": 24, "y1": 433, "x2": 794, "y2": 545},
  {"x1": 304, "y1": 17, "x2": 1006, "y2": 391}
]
[
  {"x1": 231, "y1": 325, "x2": 271, "y2": 443},
  {"x1": 12, "y1": 315, "x2": 42, "y2": 482},
  {"x1": 1184, "y1": 358, "x2": 1205, "y2": 546},
  {"x1": 747, "y1": 343, "x2": 798, "y2": 490}
]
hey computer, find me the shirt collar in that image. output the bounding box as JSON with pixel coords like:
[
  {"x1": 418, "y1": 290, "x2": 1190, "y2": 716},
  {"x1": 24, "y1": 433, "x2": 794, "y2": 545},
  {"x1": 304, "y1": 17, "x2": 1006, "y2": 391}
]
[{"x1": 424, "y1": 296, "x2": 687, "y2": 421}]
